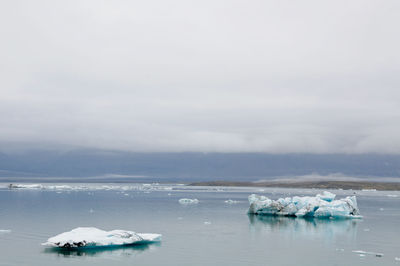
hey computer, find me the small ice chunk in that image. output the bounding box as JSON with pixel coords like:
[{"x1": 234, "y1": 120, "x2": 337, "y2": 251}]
[
  {"x1": 386, "y1": 194, "x2": 398, "y2": 198},
  {"x1": 224, "y1": 199, "x2": 239, "y2": 204},
  {"x1": 352, "y1": 250, "x2": 384, "y2": 257},
  {"x1": 179, "y1": 198, "x2": 199, "y2": 204},
  {"x1": 42, "y1": 227, "x2": 161, "y2": 248},
  {"x1": 204, "y1": 221, "x2": 211, "y2": 225},
  {"x1": 0, "y1": 229, "x2": 11, "y2": 234},
  {"x1": 9, "y1": 184, "x2": 43, "y2": 189},
  {"x1": 395, "y1": 257, "x2": 400, "y2": 261}
]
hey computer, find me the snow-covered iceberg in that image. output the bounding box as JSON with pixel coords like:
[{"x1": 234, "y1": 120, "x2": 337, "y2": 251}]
[
  {"x1": 248, "y1": 191, "x2": 361, "y2": 218},
  {"x1": 42, "y1": 227, "x2": 161, "y2": 248}
]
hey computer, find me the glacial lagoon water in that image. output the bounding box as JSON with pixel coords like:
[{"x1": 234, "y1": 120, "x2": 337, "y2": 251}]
[{"x1": 0, "y1": 183, "x2": 399, "y2": 265}]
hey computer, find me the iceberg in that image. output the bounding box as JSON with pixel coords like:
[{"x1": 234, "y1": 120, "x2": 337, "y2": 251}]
[
  {"x1": 248, "y1": 191, "x2": 361, "y2": 218},
  {"x1": 42, "y1": 227, "x2": 161, "y2": 248},
  {"x1": 179, "y1": 198, "x2": 199, "y2": 204}
]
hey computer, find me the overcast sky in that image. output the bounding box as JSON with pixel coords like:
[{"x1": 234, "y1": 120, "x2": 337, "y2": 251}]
[{"x1": 0, "y1": 0, "x2": 399, "y2": 153}]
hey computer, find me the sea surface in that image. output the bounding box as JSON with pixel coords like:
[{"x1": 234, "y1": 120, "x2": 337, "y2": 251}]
[{"x1": 0, "y1": 183, "x2": 399, "y2": 265}]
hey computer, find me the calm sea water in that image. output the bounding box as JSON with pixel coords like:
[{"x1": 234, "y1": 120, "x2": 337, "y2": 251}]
[{"x1": 0, "y1": 183, "x2": 399, "y2": 265}]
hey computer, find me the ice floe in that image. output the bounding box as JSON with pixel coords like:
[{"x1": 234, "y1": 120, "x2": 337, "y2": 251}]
[
  {"x1": 42, "y1": 227, "x2": 161, "y2": 248},
  {"x1": 248, "y1": 191, "x2": 361, "y2": 218},
  {"x1": 179, "y1": 198, "x2": 199, "y2": 204},
  {"x1": 9, "y1": 184, "x2": 44, "y2": 189},
  {"x1": 352, "y1": 250, "x2": 383, "y2": 257},
  {"x1": 224, "y1": 199, "x2": 239, "y2": 204},
  {"x1": 0, "y1": 229, "x2": 11, "y2": 234}
]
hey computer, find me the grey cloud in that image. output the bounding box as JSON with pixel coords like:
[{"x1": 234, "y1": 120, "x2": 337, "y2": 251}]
[{"x1": 0, "y1": 0, "x2": 399, "y2": 153}]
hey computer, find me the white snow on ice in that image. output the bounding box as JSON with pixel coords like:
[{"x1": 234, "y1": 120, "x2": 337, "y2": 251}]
[{"x1": 42, "y1": 227, "x2": 161, "y2": 248}]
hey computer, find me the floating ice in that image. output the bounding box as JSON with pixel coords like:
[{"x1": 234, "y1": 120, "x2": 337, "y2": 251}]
[
  {"x1": 0, "y1": 229, "x2": 11, "y2": 234},
  {"x1": 179, "y1": 198, "x2": 199, "y2": 204},
  {"x1": 248, "y1": 191, "x2": 361, "y2": 218},
  {"x1": 9, "y1": 184, "x2": 43, "y2": 189},
  {"x1": 3, "y1": 183, "x2": 177, "y2": 193},
  {"x1": 42, "y1": 227, "x2": 161, "y2": 248},
  {"x1": 352, "y1": 250, "x2": 384, "y2": 257},
  {"x1": 224, "y1": 199, "x2": 239, "y2": 204}
]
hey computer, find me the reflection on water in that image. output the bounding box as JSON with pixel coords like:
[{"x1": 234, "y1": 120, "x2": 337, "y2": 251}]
[
  {"x1": 248, "y1": 215, "x2": 359, "y2": 240},
  {"x1": 43, "y1": 243, "x2": 160, "y2": 258}
]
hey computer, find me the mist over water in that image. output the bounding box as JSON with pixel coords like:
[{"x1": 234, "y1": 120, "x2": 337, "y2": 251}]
[{"x1": 1, "y1": 151, "x2": 400, "y2": 182}]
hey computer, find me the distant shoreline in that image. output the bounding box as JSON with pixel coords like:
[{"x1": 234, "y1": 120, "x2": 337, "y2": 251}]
[{"x1": 189, "y1": 180, "x2": 400, "y2": 191}]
